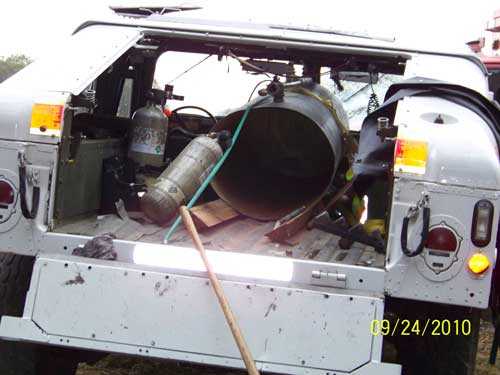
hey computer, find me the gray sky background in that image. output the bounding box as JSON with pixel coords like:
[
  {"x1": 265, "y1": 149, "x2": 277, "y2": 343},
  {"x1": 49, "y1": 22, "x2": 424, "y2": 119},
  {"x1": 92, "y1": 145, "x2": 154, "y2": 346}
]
[{"x1": 0, "y1": 0, "x2": 497, "y2": 59}]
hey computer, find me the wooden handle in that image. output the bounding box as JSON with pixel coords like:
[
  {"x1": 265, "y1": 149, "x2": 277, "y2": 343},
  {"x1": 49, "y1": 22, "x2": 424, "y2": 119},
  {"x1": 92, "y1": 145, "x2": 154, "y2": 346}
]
[{"x1": 179, "y1": 206, "x2": 261, "y2": 375}]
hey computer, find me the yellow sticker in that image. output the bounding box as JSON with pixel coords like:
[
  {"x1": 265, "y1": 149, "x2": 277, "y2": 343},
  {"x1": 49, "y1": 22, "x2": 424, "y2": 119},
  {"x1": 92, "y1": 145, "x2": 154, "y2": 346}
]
[
  {"x1": 30, "y1": 103, "x2": 64, "y2": 136},
  {"x1": 394, "y1": 139, "x2": 428, "y2": 175}
]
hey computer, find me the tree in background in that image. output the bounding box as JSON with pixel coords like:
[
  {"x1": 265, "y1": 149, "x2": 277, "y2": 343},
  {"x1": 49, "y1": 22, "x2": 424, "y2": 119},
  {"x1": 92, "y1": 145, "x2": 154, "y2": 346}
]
[{"x1": 0, "y1": 54, "x2": 32, "y2": 83}]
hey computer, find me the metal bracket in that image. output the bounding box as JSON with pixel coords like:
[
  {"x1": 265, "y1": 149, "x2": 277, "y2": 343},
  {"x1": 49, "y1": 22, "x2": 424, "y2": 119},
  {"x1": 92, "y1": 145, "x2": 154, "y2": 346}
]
[
  {"x1": 26, "y1": 169, "x2": 40, "y2": 187},
  {"x1": 406, "y1": 194, "x2": 429, "y2": 219},
  {"x1": 18, "y1": 149, "x2": 40, "y2": 187},
  {"x1": 311, "y1": 270, "x2": 347, "y2": 288}
]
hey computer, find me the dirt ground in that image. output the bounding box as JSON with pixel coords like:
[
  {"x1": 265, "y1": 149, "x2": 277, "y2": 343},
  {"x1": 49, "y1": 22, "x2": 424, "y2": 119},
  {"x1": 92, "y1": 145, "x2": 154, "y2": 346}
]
[
  {"x1": 476, "y1": 320, "x2": 500, "y2": 375},
  {"x1": 76, "y1": 318, "x2": 500, "y2": 375}
]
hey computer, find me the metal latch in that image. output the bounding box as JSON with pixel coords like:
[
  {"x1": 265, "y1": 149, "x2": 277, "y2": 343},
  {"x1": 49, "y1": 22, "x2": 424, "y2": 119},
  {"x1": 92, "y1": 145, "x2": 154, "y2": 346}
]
[{"x1": 311, "y1": 270, "x2": 347, "y2": 288}]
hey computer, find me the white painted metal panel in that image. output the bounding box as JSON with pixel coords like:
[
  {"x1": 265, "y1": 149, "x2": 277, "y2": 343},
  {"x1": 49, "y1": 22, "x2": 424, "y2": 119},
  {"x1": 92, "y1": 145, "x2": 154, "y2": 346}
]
[
  {"x1": 1, "y1": 25, "x2": 142, "y2": 95},
  {"x1": 22, "y1": 255, "x2": 386, "y2": 373}
]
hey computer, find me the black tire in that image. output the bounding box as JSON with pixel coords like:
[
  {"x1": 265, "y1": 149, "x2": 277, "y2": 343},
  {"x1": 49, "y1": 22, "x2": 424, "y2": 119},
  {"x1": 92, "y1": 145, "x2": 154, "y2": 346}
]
[
  {"x1": 387, "y1": 298, "x2": 480, "y2": 375},
  {"x1": 0, "y1": 252, "x2": 80, "y2": 375}
]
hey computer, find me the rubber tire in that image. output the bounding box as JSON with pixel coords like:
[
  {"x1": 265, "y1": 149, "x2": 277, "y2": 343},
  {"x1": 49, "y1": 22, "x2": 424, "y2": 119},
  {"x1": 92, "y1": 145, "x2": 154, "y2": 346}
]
[
  {"x1": 387, "y1": 298, "x2": 480, "y2": 375},
  {"x1": 0, "y1": 252, "x2": 80, "y2": 375}
]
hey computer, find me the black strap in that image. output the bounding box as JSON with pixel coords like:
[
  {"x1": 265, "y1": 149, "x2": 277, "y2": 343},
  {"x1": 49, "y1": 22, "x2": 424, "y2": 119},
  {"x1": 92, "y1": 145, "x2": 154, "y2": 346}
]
[
  {"x1": 19, "y1": 164, "x2": 40, "y2": 220},
  {"x1": 401, "y1": 205, "x2": 430, "y2": 257}
]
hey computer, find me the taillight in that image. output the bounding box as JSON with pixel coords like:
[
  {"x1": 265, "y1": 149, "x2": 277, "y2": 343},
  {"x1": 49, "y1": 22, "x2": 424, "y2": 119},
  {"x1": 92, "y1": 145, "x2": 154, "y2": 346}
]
[
  {"x1": 471, "y1": 200, "x2": 493, "y2": 247},
  {"x1": 426, "y1": 227, "x2": 458, "y2": 252},
  {"x1": 394, "y1": 138, "x2": 428, "y2": 175},
  {"x1": 0, "y1": 180, "x2": 14, "y2": 207}
]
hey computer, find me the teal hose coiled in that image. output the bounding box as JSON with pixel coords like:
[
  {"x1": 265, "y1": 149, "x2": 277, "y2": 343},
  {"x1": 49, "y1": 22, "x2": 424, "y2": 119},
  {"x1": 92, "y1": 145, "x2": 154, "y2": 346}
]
[{"x1": 163, "y1": 103, "x2": 254, "y2": 243}]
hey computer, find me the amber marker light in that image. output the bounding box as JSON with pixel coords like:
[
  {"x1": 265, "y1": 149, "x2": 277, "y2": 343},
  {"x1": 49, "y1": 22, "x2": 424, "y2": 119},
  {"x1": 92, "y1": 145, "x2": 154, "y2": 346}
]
[{"x1": 467, "y1": 253, "x2": 491, "y2": 275}]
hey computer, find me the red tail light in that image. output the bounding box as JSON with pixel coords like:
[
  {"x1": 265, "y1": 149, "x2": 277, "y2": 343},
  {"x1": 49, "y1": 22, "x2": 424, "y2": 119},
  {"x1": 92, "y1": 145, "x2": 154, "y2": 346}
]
[
  {"x1": 0, "y1": 180, "x2": 14, "y2": 206},
  {"x1": 426, "y1": 227, "x2": 458, "y2": 252}
]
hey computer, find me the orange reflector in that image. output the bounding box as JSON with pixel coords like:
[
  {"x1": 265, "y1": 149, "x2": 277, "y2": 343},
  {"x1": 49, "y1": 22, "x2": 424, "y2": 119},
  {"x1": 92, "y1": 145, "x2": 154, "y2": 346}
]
[
  {"x1": 468, "y1": 253, "x2": 490, "y2": 275},
  {"x1": 30, "y1": 103, "x2": 63, "y2": 136},
  {"x1": 394, "y1": 139, "x2": 428, "y2": 175}
]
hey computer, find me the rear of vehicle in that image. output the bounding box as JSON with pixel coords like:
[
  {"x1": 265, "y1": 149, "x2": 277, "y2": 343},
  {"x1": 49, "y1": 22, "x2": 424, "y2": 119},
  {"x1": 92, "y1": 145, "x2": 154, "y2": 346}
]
[{"x1": 0, "y1": 13, "x2": 497, "y2": 375}]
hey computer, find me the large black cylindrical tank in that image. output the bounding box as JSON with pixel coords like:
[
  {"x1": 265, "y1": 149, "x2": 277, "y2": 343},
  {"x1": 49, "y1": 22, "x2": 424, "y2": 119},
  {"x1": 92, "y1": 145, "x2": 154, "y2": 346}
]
[{"x1": 211, "y1": 83, "x2": 348, "y2": 221}]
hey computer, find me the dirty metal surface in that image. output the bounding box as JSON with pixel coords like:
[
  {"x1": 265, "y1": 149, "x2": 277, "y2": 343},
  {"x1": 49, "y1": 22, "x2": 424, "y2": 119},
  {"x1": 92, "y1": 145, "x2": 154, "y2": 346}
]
[
  {"x1": 386, "y1": 179, "x2": 499, "y2": 308},
  {"x1": 54, "y1": 213, "x2": 163, "y2": 242},
  {"x1": 0, "y1": 254, "x2": 396, "y2": 375},
  {"x1": 55, "y1": 213, "x2": 384, "y2": 268}
]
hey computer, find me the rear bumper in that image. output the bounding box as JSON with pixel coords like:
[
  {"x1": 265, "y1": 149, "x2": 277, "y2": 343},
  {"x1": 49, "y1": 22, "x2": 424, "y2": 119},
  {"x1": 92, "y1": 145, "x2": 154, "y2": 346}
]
[{"x1": 0, "y1": 254, "x2": 401, "y2": 375}]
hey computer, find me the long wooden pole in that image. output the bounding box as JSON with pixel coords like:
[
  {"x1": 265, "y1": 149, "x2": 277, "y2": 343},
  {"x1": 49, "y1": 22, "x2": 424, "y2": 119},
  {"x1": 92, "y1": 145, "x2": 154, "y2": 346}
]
[{"x1": 179, "y1": 206, "x2": 261, "y2": 375}]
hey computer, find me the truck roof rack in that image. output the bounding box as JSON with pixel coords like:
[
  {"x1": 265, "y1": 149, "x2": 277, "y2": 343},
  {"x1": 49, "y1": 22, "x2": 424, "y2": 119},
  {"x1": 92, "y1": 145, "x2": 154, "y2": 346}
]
[{"x1": 110, "y1": 5, "x2": 202, "y2": 18}]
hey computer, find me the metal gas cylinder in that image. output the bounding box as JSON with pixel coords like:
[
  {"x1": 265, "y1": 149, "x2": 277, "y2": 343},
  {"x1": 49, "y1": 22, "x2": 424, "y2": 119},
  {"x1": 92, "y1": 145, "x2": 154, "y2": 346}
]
[
  {"x1": 128, "y1": 91, "x2": 168, "y2": 168},
  {"x1": 140, "y1": 135, "x2": 223, "y2": 224}
]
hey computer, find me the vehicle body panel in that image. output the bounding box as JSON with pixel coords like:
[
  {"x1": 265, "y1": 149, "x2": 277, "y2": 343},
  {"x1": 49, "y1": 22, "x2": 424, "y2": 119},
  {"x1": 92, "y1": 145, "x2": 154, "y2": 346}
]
[
  {"x1": 1, "y1": 25, "x2": 142, "y2": 95},
  {"x1": 0, "y1": 254, "x2": 401, "y2": 375},
  {"x1": 385, "y1": 95, "x2": 499, "y2": 307}
]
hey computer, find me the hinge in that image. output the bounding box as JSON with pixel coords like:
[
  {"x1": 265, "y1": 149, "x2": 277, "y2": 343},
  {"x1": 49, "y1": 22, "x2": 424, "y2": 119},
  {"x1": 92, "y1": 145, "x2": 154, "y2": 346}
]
[{"x1": 311, "y1": 270, "x2": 347, "y2": 288}]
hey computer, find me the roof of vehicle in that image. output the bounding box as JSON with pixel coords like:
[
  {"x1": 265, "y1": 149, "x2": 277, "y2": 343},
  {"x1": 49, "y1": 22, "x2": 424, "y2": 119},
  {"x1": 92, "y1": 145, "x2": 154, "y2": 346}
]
[{"x1": 75, "y1": 10, "x2": 484, "y2": 70}]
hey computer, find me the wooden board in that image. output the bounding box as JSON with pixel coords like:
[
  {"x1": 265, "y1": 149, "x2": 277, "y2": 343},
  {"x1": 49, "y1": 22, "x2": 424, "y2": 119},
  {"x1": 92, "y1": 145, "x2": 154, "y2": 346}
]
[{"x1": 190, "y1": 199, "x2": 241, "y2": 230}]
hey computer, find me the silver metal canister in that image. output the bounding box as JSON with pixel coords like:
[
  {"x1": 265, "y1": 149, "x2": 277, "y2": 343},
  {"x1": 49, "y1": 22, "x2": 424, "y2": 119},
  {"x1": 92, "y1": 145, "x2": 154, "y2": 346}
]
[
  {"x1": 140, "y1": 135, "x2": 223, "y2": 224},
  {"x1": 128, "y1": 97, "x2": 168, "y2": 168}
]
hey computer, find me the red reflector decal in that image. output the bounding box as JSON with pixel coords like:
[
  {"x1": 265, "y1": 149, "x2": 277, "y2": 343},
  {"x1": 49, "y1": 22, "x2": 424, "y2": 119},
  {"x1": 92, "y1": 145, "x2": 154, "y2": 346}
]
[
  {"x1": 426, "y1": 227, "x2": 458, "y2": 252},
  {"x1": 0, "y1": 180, "x2": 14, "y2": 205}
]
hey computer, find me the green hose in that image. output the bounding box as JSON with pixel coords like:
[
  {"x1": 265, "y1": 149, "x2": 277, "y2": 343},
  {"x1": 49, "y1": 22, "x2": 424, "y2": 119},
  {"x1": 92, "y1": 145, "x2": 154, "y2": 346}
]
[{"x1": 163, "y1": 103, "x2": 255, "y2": 243}]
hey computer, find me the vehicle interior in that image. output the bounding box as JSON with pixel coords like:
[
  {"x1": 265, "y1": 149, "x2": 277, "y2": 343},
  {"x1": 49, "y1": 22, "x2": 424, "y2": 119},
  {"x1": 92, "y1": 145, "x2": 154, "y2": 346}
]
[{"x1": 52, "y1": 31, "x2": 408, "y2": 270}]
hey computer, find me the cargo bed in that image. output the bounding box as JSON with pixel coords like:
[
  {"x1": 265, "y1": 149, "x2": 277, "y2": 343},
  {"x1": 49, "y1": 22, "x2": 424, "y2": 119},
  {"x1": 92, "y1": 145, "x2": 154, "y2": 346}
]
[{"x1": 53, "y1": 211, "x2": 385, "y2": 269}]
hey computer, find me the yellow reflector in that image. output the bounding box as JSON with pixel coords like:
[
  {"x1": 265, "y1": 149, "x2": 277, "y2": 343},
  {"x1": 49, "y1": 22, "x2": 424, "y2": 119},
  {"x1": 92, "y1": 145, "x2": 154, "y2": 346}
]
[
  {"x1": 364, "y1": 219, "x2": 386, "y2": 236},
  {"x1": 468, "y1": 253, "x2": 490, "y2": 275},
  {"x1": 394, "y1": 139, "x2": 428, "y2": 175},
  {"x1": 30, "y1": 103, "x2": 63, "y2": 136}
]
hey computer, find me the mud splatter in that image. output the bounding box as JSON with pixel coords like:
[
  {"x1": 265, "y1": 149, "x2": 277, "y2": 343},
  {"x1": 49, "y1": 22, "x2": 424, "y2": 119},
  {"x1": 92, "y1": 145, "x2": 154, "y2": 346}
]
[
  {"x1": 264, "y1": 298, "x2": 278, "y2": 318},
  {"x1": 64, "y1": 273, "x2": 85, "y2": 286}
]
